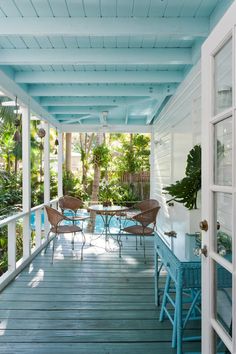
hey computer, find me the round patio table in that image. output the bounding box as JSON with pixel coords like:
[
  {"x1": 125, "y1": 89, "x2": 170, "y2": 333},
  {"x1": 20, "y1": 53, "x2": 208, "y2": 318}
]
[{"x1": 88, "y1": 204, "x2": 128, "y2": 253}]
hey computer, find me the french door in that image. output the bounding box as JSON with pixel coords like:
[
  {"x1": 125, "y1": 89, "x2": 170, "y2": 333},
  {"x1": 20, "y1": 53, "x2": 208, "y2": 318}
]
[{"x1": 201, "y1": 2, "x2": 236, "y2": 353}]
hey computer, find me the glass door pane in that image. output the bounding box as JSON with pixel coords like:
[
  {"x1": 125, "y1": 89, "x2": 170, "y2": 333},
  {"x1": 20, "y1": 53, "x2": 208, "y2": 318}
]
[
  {"x1": 214, "y1": 39, "x2": 232, "y2": 115},
  {"x1": 215, "y1": 331, "x2": 231, "y2": 353},
  {"x1": 214, "y1": 117, "x2": 232, "y2": 186},
  {"x1": 214, "y1": 193, "x2": 232, "y2": 261},
  {"x1": 214, "y1": 261, "x2": 232, "y2": 337}
]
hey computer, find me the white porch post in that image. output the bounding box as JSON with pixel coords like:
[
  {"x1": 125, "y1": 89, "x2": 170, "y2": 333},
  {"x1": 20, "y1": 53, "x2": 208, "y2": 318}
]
[
  {"x1": 8, "y1": 221, "x2": 16, "y2": 271},
  {"x1": 43, "y1": 122, "x2": 50, "y2": 237},
  {"x1": 22, "y1": 104, "x2": 31, "y2": 259},
  {"x1": 150, "y1": 127, "x2": 155, "y2": 198},
  {"x1": 57, "y1": 132, "x2": 63, "y2": 198}
]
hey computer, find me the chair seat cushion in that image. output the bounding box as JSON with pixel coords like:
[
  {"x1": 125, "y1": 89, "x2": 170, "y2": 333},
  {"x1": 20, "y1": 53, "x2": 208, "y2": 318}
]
[
  {"x1": 51, "y1": 225, "x2": 82, "y2": 234},
  {"x1": 123, "y1": 225, "x2": 154, "y2": 235}
]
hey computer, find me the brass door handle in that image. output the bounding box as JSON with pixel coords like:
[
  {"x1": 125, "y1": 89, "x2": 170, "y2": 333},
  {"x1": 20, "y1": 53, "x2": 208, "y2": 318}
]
[
  {"x1": 199, "y1": 220, "x2": 220, "y2": 231},
  {"x1": 164, "y1": 230, "x2": 177, "y2": 237},
  {"x1": 199, "y1": 220, "x2": 208, "y2": 231}
]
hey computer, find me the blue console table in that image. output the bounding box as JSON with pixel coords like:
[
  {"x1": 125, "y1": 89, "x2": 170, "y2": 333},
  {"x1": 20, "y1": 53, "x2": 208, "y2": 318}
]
[{"x1": 154, "y1": 232, "x2": 201, "y2": 354}]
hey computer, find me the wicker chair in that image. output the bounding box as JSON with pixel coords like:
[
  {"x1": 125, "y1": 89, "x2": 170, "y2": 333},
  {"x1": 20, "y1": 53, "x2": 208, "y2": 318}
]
[
  {"x1": 120, "y1": 199, "x2": 160, "y2": 241},
  {"x1": 45, "y1": 205, "x2": 86, "y2": 263},
  {"x1": 127, "y1": 199, "x2": 159, "y2": 215},
  {"x1": 59, "y1": 195, "x2": 89, "y2": 226},
  {"x1": 122, "y1": 206, "x2": 160, "y2": 262}
]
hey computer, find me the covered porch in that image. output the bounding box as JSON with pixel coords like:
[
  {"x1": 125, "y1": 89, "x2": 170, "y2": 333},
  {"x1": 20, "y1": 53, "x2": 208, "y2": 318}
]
[{"x1": 0, "y1": 1, "x2": 235, "y2": 354}]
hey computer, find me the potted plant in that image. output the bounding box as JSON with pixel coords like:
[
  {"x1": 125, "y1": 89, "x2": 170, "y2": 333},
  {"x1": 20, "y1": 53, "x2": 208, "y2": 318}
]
[
  {"x1": 163, "y1": 144, "x2": 201, "y2": 210},
  {"x1": 163, "y1": 145, "x2": 201, "y2": 241}
]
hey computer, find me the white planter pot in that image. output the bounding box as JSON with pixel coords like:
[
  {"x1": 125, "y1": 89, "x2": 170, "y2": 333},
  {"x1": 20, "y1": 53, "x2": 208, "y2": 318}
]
[
  {"x1": 188, "y1": 208, "x2": 201, "y2": 234},
  {"x1": 185, "y1": 208, "x2": 201, "y2": 259}
]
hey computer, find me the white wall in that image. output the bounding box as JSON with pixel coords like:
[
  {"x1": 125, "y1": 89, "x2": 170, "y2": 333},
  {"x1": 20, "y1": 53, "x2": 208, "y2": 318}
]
[{"x1": 151, "y1": 62, "x2": 201, "y2": 247}]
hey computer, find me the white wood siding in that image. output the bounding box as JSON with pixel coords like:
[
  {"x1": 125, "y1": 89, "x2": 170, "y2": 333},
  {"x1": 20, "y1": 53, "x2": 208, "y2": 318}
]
[{"x1": 152, "y1": 62, "x2": 201, "y2": 241}]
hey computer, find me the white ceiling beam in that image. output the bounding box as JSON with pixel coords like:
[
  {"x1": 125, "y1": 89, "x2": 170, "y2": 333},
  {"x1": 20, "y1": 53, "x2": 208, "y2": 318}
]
[
  {"x1": 0, "y1": 17, "x2": 209, "y2": 37},
  {"x1": 29, "y1": 84, "x2": 178, "y2": 97},
  {"x1": 58, "y1": 118, "x2": 82, "y2": 124},
  {"x1": 58, "y1": 115, "x2": 93, "y2": 124},
  {"x1": 0, "y1": 68, "x2": 59, "y2": 128},
  {"x1": 40, "y1": 96, "x2": 149, "y2": 106},
  {"x1": 146, "y1": 95, "x2": 167, "y2": 124},
  {"x1": 15, "y1": 71, "x2": 183, "y2": 84},
  {"x1": 61, "y1": 124, "x2": 152, "y2": 134},
  {"x1": 0, "y1": 49, "x2": 192, "y2": 65}
]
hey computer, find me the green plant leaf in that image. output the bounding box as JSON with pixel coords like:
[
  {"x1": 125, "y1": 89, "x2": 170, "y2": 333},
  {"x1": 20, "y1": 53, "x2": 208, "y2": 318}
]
[{"x1": 163, "y1": 145, "x2": 201, "y2": 210}]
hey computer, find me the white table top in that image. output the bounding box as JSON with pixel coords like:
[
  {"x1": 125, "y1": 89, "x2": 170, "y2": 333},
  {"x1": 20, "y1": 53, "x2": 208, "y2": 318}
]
[{"x1": 88, "y1": 204, "x2": 128, "y2": 214}]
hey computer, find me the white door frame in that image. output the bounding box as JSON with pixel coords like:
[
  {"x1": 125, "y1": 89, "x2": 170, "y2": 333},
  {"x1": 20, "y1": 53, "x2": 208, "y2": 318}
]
[{"x1": 201, "y1": 2, "x2": 236, "y2": 353}]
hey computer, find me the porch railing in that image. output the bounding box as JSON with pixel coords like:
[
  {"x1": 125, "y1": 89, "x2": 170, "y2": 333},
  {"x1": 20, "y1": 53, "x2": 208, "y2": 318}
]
[{"x1": 0, "y1": 198, "x2": 58, "y2": 291}]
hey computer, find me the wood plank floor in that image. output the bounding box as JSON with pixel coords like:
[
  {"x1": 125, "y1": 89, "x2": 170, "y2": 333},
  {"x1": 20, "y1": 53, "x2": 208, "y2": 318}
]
[{"x1": 0, "y1": 233, "x2": 201, "y2": 353}]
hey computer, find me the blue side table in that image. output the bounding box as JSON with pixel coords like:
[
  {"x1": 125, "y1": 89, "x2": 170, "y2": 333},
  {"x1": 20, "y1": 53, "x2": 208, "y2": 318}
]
[{"x1": 154, "y1": 232, "x2": 201, "y2": 354}]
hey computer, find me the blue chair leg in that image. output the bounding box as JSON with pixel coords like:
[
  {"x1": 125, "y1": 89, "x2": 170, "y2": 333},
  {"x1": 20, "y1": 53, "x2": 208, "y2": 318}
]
[
  {"x1": 80, "y1": 231, "x2": 86, "y2": 260},
  {"x1": 51, "y1": 235, "x2": 57, "y2": 264}
]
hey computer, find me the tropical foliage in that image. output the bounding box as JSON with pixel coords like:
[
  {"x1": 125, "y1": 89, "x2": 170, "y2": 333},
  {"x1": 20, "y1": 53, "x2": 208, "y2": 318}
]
[
  {"x1": 0, "y1": 100, "x2": 151, "y2": 273},
  {"x1": 163, "y1": 145, "x2": 201, "y2": 210}
]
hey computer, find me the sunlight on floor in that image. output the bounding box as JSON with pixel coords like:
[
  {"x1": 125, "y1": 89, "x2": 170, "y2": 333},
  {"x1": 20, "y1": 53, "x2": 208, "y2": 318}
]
[{"x1": 28, "y1": 268, "x2": 45, "y2": 287}]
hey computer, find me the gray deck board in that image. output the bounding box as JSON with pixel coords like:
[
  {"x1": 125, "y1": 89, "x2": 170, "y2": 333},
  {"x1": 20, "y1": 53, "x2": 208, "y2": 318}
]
[{"x1": 0, "y1": 234, "x2": 200, "y2": 353}]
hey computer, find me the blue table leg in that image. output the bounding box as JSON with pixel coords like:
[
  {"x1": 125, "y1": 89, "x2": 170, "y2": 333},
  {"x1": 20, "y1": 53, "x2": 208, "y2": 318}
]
[
  {"x1": 176, "y1": 282, "x2": 183, "y2": 354},
  {"x1": 154, "y1": 251, "x2": 159, "y2": 306},
  {"x1": 154, "y1": 250, "x2": 163, "y2": 307}
]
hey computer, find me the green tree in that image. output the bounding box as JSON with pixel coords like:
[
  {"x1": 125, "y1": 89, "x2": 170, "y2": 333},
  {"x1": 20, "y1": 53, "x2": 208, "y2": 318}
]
[
  {"x1": 115, "y1": 133, "x2": 150, "y2": 175},
  {"x1": 73, "y1": 133, "x2": 95, "y2": 193}
]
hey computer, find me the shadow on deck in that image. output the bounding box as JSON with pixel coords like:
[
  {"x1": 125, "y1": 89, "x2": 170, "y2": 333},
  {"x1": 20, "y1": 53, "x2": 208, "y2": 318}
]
[{"x1": 0, "y1": 234, "x2": 200, "y2": 353}]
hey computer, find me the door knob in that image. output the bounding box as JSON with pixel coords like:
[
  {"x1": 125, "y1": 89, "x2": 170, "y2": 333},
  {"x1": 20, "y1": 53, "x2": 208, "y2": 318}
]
[
  {"x1": 200, "y1": 245, "x2": 208, "y2": 257},
  {"x1": 199, "y1": 220, "x2": 208, "y2": 231},
  {"x1": 194, "y1": 245, "x2": 208, "y2": 257}
]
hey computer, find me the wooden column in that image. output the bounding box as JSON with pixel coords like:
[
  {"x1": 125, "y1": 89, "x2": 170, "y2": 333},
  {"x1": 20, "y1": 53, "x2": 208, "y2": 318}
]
[
  {"x1": 150, "y1": 127, "x2": 155, "y2": 198},
  {"x1": 43, "y1": 122, "x2": 50, "y2": 238},
  {"x1": 57, "y1": 132, "x2": 63, "y2": 198},
  {"x1": 65, "y1": 132, "x2": 72, "y2": 171},
  {"x1": 22, "y1": 104, "x2": 31, "y2": 259}
]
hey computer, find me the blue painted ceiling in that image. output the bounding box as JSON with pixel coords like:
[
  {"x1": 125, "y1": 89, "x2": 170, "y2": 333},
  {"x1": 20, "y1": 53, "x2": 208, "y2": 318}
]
[{"x1": 0, "y1": 0, "x2": 233, "y2": 129}]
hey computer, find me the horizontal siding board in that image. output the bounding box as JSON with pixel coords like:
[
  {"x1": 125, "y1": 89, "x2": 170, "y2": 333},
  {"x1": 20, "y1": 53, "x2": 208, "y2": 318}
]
[{"x1": 152, "y1": 63, "x2": 201, "y2": 239}]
